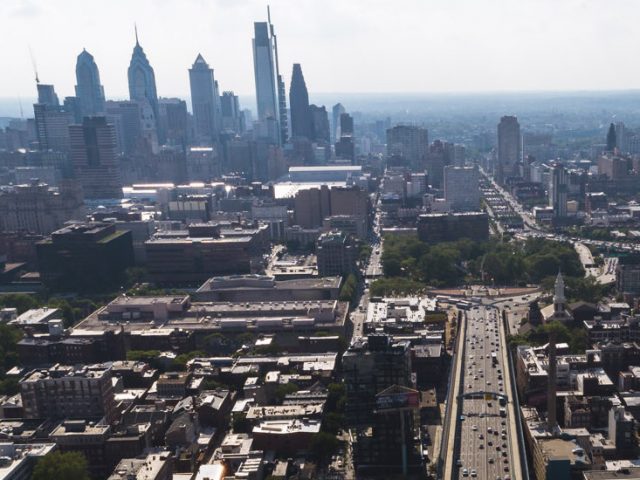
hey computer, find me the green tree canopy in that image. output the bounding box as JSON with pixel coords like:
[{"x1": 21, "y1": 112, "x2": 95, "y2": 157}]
[{"x1": 32, "y1": 451, "x2": 90, "y2": 480}]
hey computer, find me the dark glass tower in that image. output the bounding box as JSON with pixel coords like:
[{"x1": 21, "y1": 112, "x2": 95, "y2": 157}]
[{"x1": 289, "y1": 64, "x2": 311, "y2": 139}]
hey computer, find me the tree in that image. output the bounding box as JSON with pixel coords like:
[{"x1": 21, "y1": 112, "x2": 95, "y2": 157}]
[
  {"x1": 0, "y1": 293, "x2": 39, "y2": 314},
  {"x1": 309, "y1": 432, "x2": 339, "y2": 460},
  {"x1": 274, "y1": 383, "x2": 299, "y2": 403},
  {"x1": 32, "y1": 451, "x2": 90, "y2": 480}
]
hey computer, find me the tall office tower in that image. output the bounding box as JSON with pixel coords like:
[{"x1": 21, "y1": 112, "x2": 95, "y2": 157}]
[
  {"x1": 63, "y1": 96, "x2": 82, "y2": 123},
  {"x1": 289, "y1": 63, "x2": 312, "y2": 139},
  {"x1": 69, "y1": 117, "x2": 122, "y2": 199},
  {"x1": 158, "y1": 98, "x2": 188, "y2": 147},
  {"x1": 340, "y1": 113, "x2": 354, "y2": 136},
  {"x1": 386, "y1": 125, "x2": 429, "y2": 170},
  {"x1": 221, "y1": 91, "x2": 242, "y2": 133},
  {"x1": 74, "y1": 49, "x2": 105, "y2": 117},
  {"x1": 267, "y1": 9, "x2": 288, "y2": 145},
  {"x1": 310, "y1": 105, "x2": 330, "y2": 143},
  {"x1": 615, "y1": 122, "x2": 627, "y2": 153},
  {"x1": 128, "y1": 28, "x2": 161, "y2": 143},
  {"x1": 189, "y1": 54, "x2": 220, "y2": 144},
  {"x1": 36, "y1": 84, "x2": 59, "y2": 106},
  {"x1": 33, "y1": 83, "x2": 73, "y2": 152},
  {"x1": 332, "y1": 103, "x2": 346, "y2": 142},
  {"x1": 549, "y1": 163, "x2": 568, "y2": 219},
  {"x1": 105, "y1": 101, "x2": 141, "y2": 155},
  {"x1": 252, "y1": 21, "x2": 280, "y2": 143},
  {"x1": 497, "y1": 115, "x2": 521, "y2": 184},
  {"x1": 444, "y1": 165, "x2": 480, "y2": 211}
]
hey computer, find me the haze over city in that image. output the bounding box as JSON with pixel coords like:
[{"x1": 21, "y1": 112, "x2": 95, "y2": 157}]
[
  {"x1": 3, "y1": 2, "x2": 640, "y2": 480},
  {"x1": 3, "y1": 0, "x2": 640, "y2": 104}
]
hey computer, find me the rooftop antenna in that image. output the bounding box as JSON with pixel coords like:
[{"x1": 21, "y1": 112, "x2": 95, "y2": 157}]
[
  {"x1": 17, "y1": 95, "x2": 24, "y2": 119},
  {"x1": 28, "y1": 46, "x2": 39, "y2": 84}
]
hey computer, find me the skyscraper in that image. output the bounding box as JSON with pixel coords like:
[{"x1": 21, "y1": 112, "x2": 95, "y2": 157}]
[
  {"x1": 36, "y1": 84, "x2": 59, "y2": 107},
  {"x1": 75, "y1": 49, "x2": 105, "y2": 117},
  {"x1": 252, "y1": 21, "x2": 279, "y2": 143},
  {"x1": 33, "y1": 83, "x2": 73, "y2": 152},
  {"x1": 332, "y1": 103, "x2": 346, "y2": 142},
  {"x1": 69, "y1": 116, "x2": 122, "y2": 199},
  {"x1": 221, "y1": 91, "x2": 243, "y2": 133},
  {"x1": 444, "y1": 165, "x2": 480, "y2": 211},
  {"x1": 310, "y1": 104, "x2": 330, "y2": 143},
  {"x1": 289, "y1": 63, "x2": 311, "y2": 139},
  {"x1": 497, "y1": 115, "x2": 521, "y2": 184},
  {"x1": 549, "y1": 162, "x2": 568, "y2": 219},
  {"x1": 386, "y1": 125, "x2": 429, "y2": 170},
  {"x1": 127, "y1": 28, "x2": 161, "y2": 142},
  {"x1": 189, "y1": 54, "x2": 219, "y2": 144}
]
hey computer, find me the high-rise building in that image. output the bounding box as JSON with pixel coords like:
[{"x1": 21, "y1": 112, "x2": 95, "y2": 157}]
[
  {"x1": 220, "y1": 91, "x2": 243, "y2": 134},
  {"x1": 497, "y1": 115, "x2": 521, "y2": 184},
  {"x1": 340, "y1": 113, "x2": 354, "y2": 136},
  {"x1": 36, "y1": 222, "x2": 134, "y2": 292},
  {"x1": 36, "y1": 84, "x2": 59, "y2": 106},
  {"x1": 253, "y1": 23, "x2": 278, "y2": 122},
  {"x1": 189, "y1": 54, "x2": 220, "y2": 144},
  {"x1": 335, "y1": 113, "x2": 355, "y2": 162},
  {"x1": 20, "y1": 364, "x2": 117, "y2": 422},
  {"x1": 74, "y1": 49, "x2": 105, "y2": 117},
  {"x1": 105, "y1": 100, "x2": 141, "y2": 155},
  {"x1": 0, "y1": 180, "x2": 84, "y2": 235},
  {"x1": 316, "y1": 230, "x2": 358, "y2": 277},
  {"x1": 158, "y1": 98, "x2": 188, "y2": 147},
  {"x1": 342, "y1": 334, "x2": 413, "y2": 423},
  {"x1": 310, "y1": 105, "x2": 330, "y2": 144},
  {"x1": 386, "y1": 125, "x2": 429, "y2": 170},
  {"x1": 128, "y1": 29, "x2": 161, "y2": 143},
  {"x1": 289, "y1": 63, "x2": 311, "y2": 139},
  {"x1": 33, "y1": 103, "x2": 73, "y2": 152},
  {"x1": 69, "y1": 116, "x2": 122, "y2": 199},
  {"x1": 549, "y1": 163, "x2": 568, "y2": 219},
  {"x1": 332, "y1": 103, "x2": 346, "y2": 142},
  {"x1": 444, "y1": 165, "x2": 480, "y2": 211}
]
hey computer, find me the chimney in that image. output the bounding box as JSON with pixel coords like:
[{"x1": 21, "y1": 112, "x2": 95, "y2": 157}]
[{"x1": 547, "y1": 331, "x2": 557, "y2": 432}]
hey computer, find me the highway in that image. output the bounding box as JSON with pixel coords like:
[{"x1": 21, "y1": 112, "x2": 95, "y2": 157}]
[{"x1": 443, "y1": 302, "x2": 523, "y2": 480}]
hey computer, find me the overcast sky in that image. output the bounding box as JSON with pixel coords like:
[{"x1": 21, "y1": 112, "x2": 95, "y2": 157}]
[{"x1": 2, "y1": 0, "x2": 639, "y2": 103}]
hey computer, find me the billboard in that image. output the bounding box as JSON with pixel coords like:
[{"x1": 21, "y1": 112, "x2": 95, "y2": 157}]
[{"x1": 376, "y1": 390, "x2": 420, "y2": 411}]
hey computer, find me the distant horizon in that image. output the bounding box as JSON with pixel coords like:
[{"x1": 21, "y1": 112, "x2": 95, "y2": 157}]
[{"x1": 3, "y1": 88, "x2": 640, "y2": 119}]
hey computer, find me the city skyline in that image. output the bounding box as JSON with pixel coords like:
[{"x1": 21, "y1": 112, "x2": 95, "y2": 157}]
[{"x1": 3, "y1": 0, "x2": 640, "y2": 108}]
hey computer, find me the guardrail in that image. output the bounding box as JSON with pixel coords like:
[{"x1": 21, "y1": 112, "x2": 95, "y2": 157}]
[{"x1": 502, "y1": 309, "x2": 530, "y2": 480}]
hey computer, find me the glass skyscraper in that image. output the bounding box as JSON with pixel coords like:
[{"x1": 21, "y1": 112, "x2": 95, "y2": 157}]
[{"x1": 75, "y1": 49, "x2": 105, "y2": 117}]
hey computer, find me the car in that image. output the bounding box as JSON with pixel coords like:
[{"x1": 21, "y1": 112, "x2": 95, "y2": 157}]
[
  {"x1": 479, "y1": 434, "x2": 484, "y2": 439},
  {"x1": 456, "y1": 458, "x2": 463, "y2": 466},
  {"x1": 472, "y1": 425, "x2": 478, "y2": 431},
  {"x1": 488, "y1": 458, "x2": 494, "y2": 464},
  {"x1": 479, "y1": 444, "x2": 484, "y2": 449},
  {"x1": 471, "y1": 470, "x2": 477, "y2": 477},
  {"x1": 462, "y1": 468, "x2": 469, "y2": 476},
  {"x1": 488, "y1": 441, "x2": 493, "y2": 446},
  {"x1": 504, "y1": 466, "x2": 510, "y2": 472}
]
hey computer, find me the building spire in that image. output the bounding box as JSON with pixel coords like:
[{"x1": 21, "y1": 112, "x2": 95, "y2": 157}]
[{"x1": 134, "y1": 23, "x2": 140, "y2": 46}]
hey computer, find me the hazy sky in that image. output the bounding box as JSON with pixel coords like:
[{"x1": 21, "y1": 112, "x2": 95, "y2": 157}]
[{"x1": 2, "y1": 0, "x2": 639, "y2": 104}]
